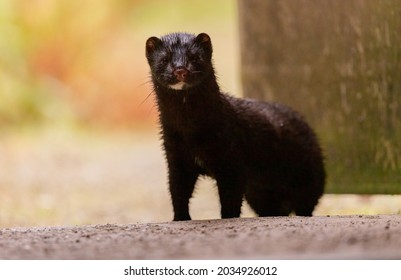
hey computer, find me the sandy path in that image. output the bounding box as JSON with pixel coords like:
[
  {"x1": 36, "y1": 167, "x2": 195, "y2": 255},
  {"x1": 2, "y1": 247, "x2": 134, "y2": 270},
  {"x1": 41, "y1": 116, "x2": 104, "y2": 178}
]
[{"x1": 1, "y1": 215, "x2": 400, "y2": 259}]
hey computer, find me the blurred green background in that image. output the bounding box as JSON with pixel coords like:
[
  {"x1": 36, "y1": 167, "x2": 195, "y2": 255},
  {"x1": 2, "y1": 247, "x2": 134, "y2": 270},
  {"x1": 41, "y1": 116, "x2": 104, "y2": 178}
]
[{"x1": 0, "y1": 0, "x2": 400, "y2": 228}]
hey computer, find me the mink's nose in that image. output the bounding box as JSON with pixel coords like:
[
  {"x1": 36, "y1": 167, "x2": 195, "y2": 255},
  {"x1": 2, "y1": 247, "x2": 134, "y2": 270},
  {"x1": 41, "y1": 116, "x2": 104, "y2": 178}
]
[{"x1": 173, "y1": 67, "x2": 188, "y2": 82}]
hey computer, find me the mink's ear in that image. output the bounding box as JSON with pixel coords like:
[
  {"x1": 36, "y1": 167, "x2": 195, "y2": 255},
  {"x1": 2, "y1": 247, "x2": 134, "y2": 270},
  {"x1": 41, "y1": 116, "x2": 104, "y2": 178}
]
[
  {"x1": 146, "y1": 36, "x2": 162, "y2": 59},
  {"x1": 195, "y1": 33, "x2": 212, "y2": 57}
]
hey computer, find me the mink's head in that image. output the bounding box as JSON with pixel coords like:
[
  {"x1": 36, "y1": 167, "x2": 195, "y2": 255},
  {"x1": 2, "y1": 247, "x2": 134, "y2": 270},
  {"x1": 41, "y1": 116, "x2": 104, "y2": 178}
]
[{"x1": 146, "y1": 33, "x2": 214, "y2": 91}]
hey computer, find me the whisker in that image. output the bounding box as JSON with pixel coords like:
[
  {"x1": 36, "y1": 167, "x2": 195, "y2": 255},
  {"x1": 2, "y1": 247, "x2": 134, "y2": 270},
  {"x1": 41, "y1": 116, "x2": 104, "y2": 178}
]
[
  {"x1": 135, "y1": 76, "x2": 153, "y2": 89},
  {"x1": 147, "y1": 103, "x2": 158, "y2": 117},
  {"x1": 139, "y1": 89, "x2": 155, "y2": 107},
  {"x1": 136, "y1": 80, "x2": 152, "y2": 88}
]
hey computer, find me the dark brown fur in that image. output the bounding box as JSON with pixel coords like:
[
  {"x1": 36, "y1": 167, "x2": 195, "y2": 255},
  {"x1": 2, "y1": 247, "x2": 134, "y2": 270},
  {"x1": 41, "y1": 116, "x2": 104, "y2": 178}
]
[{"x1": 146, "y1": 32, "x2": 325, "y2": 221}]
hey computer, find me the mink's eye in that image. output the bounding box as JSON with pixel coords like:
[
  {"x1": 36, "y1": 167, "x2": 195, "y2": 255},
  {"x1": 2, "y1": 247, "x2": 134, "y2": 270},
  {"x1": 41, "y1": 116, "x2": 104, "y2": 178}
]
[
  {"x1": 161, "y1": 56, "x2": 169, "y2": 64},
  {"x1": 188, "y1": 53, "x2": 199, "y2": 63},
  {"x1": 160, "y1": 53, "x2": 171, "y2": 64}
]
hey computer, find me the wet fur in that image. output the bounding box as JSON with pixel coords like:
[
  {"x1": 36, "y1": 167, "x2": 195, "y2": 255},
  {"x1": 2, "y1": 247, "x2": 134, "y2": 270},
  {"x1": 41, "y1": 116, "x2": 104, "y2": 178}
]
[{"x1": 146, "y1": 32, "x2": 325, "y2": 221}]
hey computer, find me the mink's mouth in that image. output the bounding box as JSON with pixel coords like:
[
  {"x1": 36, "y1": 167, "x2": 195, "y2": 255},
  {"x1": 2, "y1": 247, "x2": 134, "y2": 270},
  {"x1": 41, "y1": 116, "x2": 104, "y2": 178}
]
[
  {"x1": 168, "y1": 81, "x2": 187, "y2": 90},
  {"x1": 155, "y1": 75, "x2": 193, "y2": 91},
  {"x1": 166, "y1": 67, "x2": 193, "y2": 90},
  {"x1": 156, "y1": 68, "x2": 202, "y2": 91}
]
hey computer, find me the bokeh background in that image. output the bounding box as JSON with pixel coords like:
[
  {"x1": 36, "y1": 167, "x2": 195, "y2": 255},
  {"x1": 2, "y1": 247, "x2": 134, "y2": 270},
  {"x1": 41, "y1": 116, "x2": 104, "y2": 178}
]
[{"x1": 0, "y1": 0, "x2": 400, "y2": 228}]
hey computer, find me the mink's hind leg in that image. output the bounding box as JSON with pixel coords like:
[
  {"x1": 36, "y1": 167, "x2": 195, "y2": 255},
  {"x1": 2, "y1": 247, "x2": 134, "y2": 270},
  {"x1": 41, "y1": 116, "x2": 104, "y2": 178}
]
[
  {"x1": 290, "y1": 172, "x2": 325, "y2": 216},
  {"x1": 293, "y1": 207, "x2": 313, "y2": 216},
  {"x1": 245, "y1": 188, "x2": 292, "y2": 216},
  {"x1": 291, "y1": 193, "x2": 320, "y2": 216},
  {"x1": 216, "y1": 177, "x2": 245, "y2": 218}
]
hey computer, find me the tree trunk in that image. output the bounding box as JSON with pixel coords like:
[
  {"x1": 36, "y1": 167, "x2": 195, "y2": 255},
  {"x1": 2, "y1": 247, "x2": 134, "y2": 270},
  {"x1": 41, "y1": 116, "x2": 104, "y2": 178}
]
[{"x1": 238, "y1": 0, "x2": 401, "y2": 193}]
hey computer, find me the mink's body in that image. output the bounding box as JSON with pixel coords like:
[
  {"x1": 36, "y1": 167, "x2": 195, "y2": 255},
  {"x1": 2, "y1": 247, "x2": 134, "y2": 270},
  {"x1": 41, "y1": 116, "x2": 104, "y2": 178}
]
[{"x1": 146, "y1": 32, "x2": 325, "y2": 221}]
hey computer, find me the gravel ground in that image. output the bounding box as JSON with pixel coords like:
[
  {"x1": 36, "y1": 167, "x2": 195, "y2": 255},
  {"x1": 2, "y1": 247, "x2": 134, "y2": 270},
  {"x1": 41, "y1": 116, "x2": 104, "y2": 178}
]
[{"x1": 1, "y1": 215, "x2": 401, "y2": 259}]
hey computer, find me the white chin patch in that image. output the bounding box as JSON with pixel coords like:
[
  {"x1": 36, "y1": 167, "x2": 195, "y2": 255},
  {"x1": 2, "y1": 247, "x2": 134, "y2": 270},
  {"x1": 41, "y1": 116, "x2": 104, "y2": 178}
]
[{"x1": 168, "y1": 82, "x2": 186, "y2": 90}]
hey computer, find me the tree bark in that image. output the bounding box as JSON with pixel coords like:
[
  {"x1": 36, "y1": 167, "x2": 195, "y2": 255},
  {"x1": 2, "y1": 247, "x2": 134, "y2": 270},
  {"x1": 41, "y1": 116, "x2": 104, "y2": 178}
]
[{"x1": 238, "y1": 0, "x2": 401, "y2": 193}]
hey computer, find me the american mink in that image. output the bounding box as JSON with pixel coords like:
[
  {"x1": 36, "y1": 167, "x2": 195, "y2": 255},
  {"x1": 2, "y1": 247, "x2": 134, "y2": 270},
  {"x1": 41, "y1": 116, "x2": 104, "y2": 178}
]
[{"x1": 145, "y1": 32, "x2": 325, "y2": 221}]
